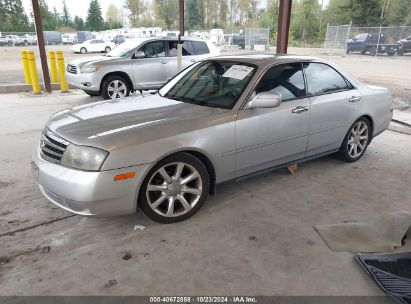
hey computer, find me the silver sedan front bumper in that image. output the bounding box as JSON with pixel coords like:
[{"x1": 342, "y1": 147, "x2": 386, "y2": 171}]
[{"x1": 31, "y1": 145, "x2": 152, "y2": 216}]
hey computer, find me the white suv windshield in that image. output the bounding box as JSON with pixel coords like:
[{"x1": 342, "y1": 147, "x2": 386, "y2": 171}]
[{"x1": 107, "y1": 41, "x2": 140, "y2": 57}]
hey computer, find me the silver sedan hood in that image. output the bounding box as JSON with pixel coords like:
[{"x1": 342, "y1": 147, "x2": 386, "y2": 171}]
[{"x1": 47, "y1": 94, "x2": 225, "y2": 151}]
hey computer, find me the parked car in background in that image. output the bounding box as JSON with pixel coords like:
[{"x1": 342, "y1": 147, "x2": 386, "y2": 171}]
[
  {"x1": 65, "y1": 37, "x2": 219, "y2": 99},
  {"x1": 62, "y1": 33, "x2": 77, "y2": 45},
  {"x1": 232, "y1": 34, "x2": 245, "y2": 49},
  {"x1": 5, "y1": 35, "x2": 22, "y2": 46},
  {"x1": 71, "y1": 39, "x2": 116, "y2": 54},
  {"x1": 346, "y1": 33, "x2": 399, "y2": 55},
  {"x1": 0, "y1": 36, "x2": 13, "y2": 46},
  {"x1": 43, "y1": 31, "x2": 62, "y2": 45},
  {"x1": 113, "y1": 34, "x2": 126, "y2": 44},
  {"x1": 34, "y1": 55, "x2": 393, "y2": 223},
  {"x1": 397, "y1": 35, "x2": 411, "y2": 55},
  {"x1": 76, "y1": 31, "x2": 93, "y2": 44},
  {"x1": 20, "y1": 34, "x2": 37, "y2": 45}
]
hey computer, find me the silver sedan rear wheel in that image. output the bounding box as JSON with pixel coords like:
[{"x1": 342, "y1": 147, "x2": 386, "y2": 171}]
[
  {"x1": 347, "y1": 121, "x2": 369, "y2": 158},
  {"x1": 146, "y1": 162, "x2": 203, "y2": 218},
  {"x1": 107, "y1": 80, "x2": 127, "y2": 99}
]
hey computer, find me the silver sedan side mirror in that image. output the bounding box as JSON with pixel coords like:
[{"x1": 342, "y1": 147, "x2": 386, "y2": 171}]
[
  {"x1": 246, "y1": 92, "x2": 282, "y2": 109},
  {"x1": 134, "y1": 51, "x2": 145, "y2": 58}
]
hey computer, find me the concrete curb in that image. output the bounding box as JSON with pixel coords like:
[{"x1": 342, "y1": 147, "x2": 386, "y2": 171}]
[{"x1": 0, "y1": 83, "x2": 76, "y2": 94}]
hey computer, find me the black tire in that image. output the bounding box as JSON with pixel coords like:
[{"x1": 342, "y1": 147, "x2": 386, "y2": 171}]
[
  {"x1": 83, "y1": 89, "x2": 100, "y2": 96},
  {"x1": 397, "y1": 49, "x2": 404, "y2": 56},
  {"x1": 101, "y1": 74, "x2": 130, "y2": 100},
  {"x1": 8, "y1": 41, "x2": 12, "y2": 47},
  {"x1": 387, "y1": 52, "x2": 395, "y2": 56},
  {"x1": 138, "y1": 153, "x2": 210, "y2": 224},
  {"x1": 105, "y1": 46, "x2": 111, "y2": 53},
  {"x1": 80, "y1": 47, "x2": 87, "y2": 54},
  {"x1": 361, "y1": 48, "x2": 366, "y2": 55},
  {"x1": 370, "y1": 47, "x2": 377, "y2": 56},
  {"x1": 337, "y1": 117, "x2": 371, "y2": 162},
  {"x1": 346, "y1": 48, "x2": 350, "y2": 54}
]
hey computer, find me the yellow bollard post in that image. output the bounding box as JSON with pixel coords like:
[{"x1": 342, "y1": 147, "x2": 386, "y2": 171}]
[
  {"x1": 48, "y1": 50, "x2": 58, "y2": 83},
  {"x1": 56, "y1": 51, "x2": 68, "y2": 92},
  {"x1": 27, "y1": 51, "x2": 40, "y2": 94},
  {"x1": 21, "y1": 50, "x2": 32, "y2": 84}
]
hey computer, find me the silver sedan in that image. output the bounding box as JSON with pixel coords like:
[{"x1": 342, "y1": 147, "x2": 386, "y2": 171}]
[{"x1": 32, "y1": 55, "x2": 393, "y2": 223}]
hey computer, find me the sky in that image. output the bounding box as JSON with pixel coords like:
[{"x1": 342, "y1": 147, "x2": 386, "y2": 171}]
[{"x1": 22, "y1": 0, "x2": 329, "y2": 22}]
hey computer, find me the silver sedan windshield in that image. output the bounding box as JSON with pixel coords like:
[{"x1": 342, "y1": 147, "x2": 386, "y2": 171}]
[{"x1": 161, "y1": 61, "x2": 257, "y2": 109}]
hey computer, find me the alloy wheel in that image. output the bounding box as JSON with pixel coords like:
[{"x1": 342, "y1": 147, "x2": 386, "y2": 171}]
[
  {"x1": 347, "y1": 121, "x2": 369, "y2": 158},
  {"x1": 146, "y1": 162, "x2": 203, "y2": 218},
  {"x1": 107, "y1": 80, "x2": 127, "y2": 99}
]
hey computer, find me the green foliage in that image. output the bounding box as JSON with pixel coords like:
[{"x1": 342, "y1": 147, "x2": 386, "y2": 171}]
[
  {"x1": 61, "y1": 0, "x2": 72, "y2": 27},
  {"x1": 153, "y1": 0, "x2": 179, "y2": 30},
  {"x1": 73, "y1": 15, "x2": 85, "y2": 31},
  {"x1": 86, "y1": 0, "x2": 104, "y2": 31},
  {"x1": 0, "y1": 0, "x2": 31, "y2": 32},
  {"x1": 38, "y1": 0, "x2": 58, "y2": 30}
]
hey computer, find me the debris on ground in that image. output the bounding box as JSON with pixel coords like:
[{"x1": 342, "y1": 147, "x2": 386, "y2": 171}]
[
  {"x1": 307, "y1": 240, "x2": 316, "y2": 246},
  {"x1": 104, "y1": 279, "x2": 117, "y2": 288},
  {"x1": 248, "y1": 235, "x2": 258, "y2": 241},
  {"x1": 355, "y1": 252, "x2": 411, "y2": 304},
  {"x1": 287, "y1": 163, "x2": 298, "y2": 174},
  {"x1": 133, "y1": 225, "x2": 146, "y2": 231},
  {"x1": 315, "y1": 211, "x2": 411, "y2": 253},
  {"x1": 122, "y1": 252, "x2": 133, "y2": 260},
  {"x1": 0, "y1": 257, "x2": 10, "y2": 265},
  {"x1": 38, "y1": 246, "x2": 51, "y2": 253}
]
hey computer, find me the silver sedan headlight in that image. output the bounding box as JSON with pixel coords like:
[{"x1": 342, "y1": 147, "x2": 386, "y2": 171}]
[{"x1": 61, "y1": 144, "x2": 109, "y2": 171}]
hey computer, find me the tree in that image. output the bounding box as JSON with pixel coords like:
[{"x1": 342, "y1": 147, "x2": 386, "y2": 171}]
[
  {"x1": 74, "y1": 15, "x2": 85, "y2": 30},
  {"x1": 37, "y1": 0, "x2": 58, "y2": 30},
  {"x1": 124, "y1": 0, "x2": 145, "y2": 27},
  {"x1": 153, "y1": 0, "x2": 178, "y2": 30},
  {"x1": 384, "y1": 0, "x2": 411, "y2": 25},
  {"x1": 290, "y1": 0, "x2": 321, "y2": 43},
  {"x1": 61, "y1": 0, "x2": 71, "y2": 27},
  {"x1": 219, "y1": 0, "x2": 228, "y2": 28},
  {"x1": 0, "y1": 0, "x2": 30, "y2": 32},
  {"x1": 86, "y1": 0, "x2": 104, "y2": 31},
  {"x1": 106, "y1": 4, "x2": 122, "y2": 28},
  {"x1": 187, "y1": 0, "x2": 200, "y2": 29}
]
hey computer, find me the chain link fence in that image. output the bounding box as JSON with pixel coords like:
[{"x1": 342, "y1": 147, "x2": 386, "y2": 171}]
[{"x1": 324, "y1": 24, "x2": 411, "y2": 56}]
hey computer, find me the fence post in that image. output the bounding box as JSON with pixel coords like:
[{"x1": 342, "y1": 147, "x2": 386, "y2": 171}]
[
  {"x1": 344, "y1": 21, "x2": 352, "y2": 56},
  {"x1": 333, "y1": 26, "x2": 340, "y2": 49},
  {"x1": 376, "y1": 25, "x2": 382, "y2": 57}
]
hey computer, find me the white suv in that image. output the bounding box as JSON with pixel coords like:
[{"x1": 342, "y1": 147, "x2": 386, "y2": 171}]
[{"x1": 66, "y1": 37, "x2": 219, "y2": 99}]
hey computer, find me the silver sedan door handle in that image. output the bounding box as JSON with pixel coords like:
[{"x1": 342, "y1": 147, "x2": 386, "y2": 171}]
[
  {"x1": 161, "y1": 60, "x2": 168, "y2": 64},
  {"x1": 291, "y1": 106, "x2": 309, "y2": 114},
  {"x1": 349, "y1": 96, "x2": 361, "y2": 103}
]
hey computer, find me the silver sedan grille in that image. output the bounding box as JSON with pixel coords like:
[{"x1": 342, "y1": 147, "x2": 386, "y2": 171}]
[{"x1": 40, "y1": 129, "x2": 70, "y2": 163}]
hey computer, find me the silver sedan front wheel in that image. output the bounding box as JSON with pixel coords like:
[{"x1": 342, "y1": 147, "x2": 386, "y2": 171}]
[
  {"x1": 139, "y1": 153, "x2": 210, "y2": 223},
  {"x1": 347, "y1": 121, "x2": 369, "y2": 158},
  {"x1": 147, "y1": 162, "x2": 202, "y2": 217}
]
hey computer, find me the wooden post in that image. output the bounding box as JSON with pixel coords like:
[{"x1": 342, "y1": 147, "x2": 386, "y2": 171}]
[{"x1": 31, "y1": 0, "x2": 51, "y2": 93}]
